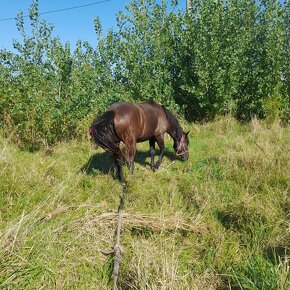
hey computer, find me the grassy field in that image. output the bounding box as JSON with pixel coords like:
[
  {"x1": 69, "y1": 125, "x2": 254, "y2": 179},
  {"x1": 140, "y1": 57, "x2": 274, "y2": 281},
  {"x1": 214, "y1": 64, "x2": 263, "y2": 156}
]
[{"x1": 0, "y1": 117, "x2": 289, "y2": 289}]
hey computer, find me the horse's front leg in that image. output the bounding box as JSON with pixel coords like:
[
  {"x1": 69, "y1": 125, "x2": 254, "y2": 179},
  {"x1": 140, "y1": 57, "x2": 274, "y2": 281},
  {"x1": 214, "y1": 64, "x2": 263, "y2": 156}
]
[
  {"x1": 149, "y1": 137, "x2": 156, "y2": 168},
  {"x1": 154, "y1": 135, "x2": 165, "y2": 170}
]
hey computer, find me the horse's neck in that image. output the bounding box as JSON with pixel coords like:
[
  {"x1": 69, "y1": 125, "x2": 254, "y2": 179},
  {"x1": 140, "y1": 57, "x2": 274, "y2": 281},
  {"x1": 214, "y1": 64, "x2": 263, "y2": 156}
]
[
  {"x1": 162, "y1": 106, "x2": 182, "y2": 141},
  {"x1": 167, "y1": 124, "x2": 180, "y2": 142}
]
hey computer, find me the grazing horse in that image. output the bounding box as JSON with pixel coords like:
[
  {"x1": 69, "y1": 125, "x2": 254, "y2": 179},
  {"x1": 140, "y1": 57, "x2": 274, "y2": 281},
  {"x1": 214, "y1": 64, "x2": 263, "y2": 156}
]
[{"x1": 89, "y1": 100, "x2": 189, "y2": 182}]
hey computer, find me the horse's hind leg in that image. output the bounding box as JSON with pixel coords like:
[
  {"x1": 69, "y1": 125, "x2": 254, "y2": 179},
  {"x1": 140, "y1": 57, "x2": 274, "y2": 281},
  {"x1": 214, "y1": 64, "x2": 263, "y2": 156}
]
[
  {"x1": 124, "y1": 138, "x2": 136, "y2": 175},
  {"x1": 113, "y1": 151, "x2": 123, "y2": 183},
  {"x1": 149, "y1": 137, "x2": 156, "y2": 168}
]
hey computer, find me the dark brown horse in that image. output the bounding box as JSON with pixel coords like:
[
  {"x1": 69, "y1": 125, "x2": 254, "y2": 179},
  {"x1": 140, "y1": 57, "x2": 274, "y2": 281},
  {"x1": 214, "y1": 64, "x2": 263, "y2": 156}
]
[{"x1": 89, "y1": 100, "x2": 189, "y2": 182}]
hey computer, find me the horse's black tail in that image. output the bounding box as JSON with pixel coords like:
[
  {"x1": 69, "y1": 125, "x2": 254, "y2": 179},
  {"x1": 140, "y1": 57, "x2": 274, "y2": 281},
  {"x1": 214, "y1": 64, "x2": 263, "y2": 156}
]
[{"x1": 89, "y1": 111, "x2": 120, "y2": 154}]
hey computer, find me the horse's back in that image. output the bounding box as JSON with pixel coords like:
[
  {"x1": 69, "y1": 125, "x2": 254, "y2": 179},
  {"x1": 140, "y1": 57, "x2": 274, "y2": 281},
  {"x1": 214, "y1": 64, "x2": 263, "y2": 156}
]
[
  {"x1": 108, "y1": 102, "x2": 141, "y2": 129},
  {"x1": 108, "y1": 101, "x2": 167, "y2": 142}
]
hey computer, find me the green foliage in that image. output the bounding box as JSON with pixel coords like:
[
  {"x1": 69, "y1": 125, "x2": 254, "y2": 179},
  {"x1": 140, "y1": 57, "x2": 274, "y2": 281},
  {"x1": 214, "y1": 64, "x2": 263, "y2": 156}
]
[
  {"x1": 262, "y1": 89, "x2": 286, "y2": 124},
  {"x1": 111, "y1": 0, "x2": 180, "y2": 109},
  {"x1": 177, "y1": 0, "x2": 289, "y2": 120},
  {"x1": 0, "y1": 0, "x2": 289, "y2": 148},
  {"x1": 0, "y1": 1, "x2": 104, "y2": 149}
]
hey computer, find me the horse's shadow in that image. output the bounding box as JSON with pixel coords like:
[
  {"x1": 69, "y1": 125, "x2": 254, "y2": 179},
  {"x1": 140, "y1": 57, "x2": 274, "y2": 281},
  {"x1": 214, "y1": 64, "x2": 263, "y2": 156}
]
[
  {"x1": 80, "y1": 152, "x2": 114, "y2": 175},
  {"x1": 80, "y1": 149, "x2": 176, "y2": 176}
]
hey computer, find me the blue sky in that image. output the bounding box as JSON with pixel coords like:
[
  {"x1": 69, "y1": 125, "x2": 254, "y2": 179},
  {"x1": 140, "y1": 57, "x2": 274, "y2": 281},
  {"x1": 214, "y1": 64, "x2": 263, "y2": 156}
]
[{"x1": 0, "y1": 0, "x2": 186, "y2": 52}]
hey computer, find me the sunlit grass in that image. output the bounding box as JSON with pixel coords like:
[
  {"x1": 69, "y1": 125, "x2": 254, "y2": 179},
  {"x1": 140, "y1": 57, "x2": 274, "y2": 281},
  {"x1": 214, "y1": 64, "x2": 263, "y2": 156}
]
[{"x1": 0, "y1": 117, "x2": 289, "y2": 289}]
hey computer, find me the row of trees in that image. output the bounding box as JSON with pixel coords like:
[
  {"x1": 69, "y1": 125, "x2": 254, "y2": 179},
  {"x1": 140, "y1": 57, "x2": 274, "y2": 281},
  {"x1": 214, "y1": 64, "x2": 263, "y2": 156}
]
[{"x1": 0, "y1": 0, "x2": 289, "y2": 149}]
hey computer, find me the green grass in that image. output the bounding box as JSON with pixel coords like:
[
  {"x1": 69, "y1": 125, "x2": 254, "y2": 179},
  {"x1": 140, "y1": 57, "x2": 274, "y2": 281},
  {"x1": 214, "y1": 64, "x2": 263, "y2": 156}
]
[{"x1": 0, "y1": 117, "x2": 289, "y2": 289}]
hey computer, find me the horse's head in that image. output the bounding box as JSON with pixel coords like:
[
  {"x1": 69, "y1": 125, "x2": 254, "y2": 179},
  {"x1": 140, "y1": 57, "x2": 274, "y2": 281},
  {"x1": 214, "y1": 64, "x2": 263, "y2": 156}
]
[{"x1": 174, "y1": 131, "x2": 189, "y2": 161}]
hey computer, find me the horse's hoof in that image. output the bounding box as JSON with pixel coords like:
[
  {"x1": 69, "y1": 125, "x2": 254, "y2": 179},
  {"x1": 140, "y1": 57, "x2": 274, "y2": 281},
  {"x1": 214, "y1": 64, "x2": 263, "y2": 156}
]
[{"x1": 153, "y1": 164, "x2": 160, "y2": 171}]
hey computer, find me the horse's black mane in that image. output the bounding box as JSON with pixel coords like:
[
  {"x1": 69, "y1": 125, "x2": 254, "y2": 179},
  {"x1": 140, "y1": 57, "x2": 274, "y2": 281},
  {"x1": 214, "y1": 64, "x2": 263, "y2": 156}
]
[
  {"x1": 162, "y1": 105, "x2": 183, "y2": 140},
  {"x1": 146, "y1": 99, "x2": 183, "y2": 139},
  {"x1": 147, "y1": 99, "x2": 157, "y2": 105}
]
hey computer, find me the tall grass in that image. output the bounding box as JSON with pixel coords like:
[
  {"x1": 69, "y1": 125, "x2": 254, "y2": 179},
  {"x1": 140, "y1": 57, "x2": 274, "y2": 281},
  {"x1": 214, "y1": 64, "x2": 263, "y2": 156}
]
[{"x1": 0, "y1": 117, "x2": 289, "y2": 289}]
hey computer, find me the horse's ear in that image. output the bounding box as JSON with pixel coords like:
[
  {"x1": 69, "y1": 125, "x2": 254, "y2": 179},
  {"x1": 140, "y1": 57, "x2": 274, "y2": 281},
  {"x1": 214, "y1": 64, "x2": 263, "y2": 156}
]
[{"x1": 185, "y1": 131, "x2": 190, "y2": 136}]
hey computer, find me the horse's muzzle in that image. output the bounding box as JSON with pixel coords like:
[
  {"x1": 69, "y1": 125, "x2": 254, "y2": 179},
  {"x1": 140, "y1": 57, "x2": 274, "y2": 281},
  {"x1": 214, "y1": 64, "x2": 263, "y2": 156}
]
[
  {"x1": 88, "y1": 127, "x2": 93, "y2": 137},
  {"x1": 177, "y1": 151, "x2": 189, "y2": 161}
]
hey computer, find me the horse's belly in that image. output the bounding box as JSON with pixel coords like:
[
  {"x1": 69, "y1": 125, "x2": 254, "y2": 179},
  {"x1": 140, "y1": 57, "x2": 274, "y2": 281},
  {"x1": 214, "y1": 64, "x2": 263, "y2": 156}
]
[
  {"x1": 136, "y1": 135, "x2": 152, "y2": 143},
  {"x1": 136, "y1": 121, "x2": 159, "y2": 142}
]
